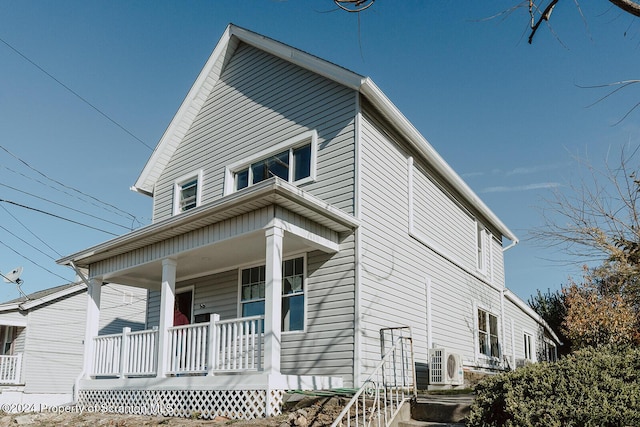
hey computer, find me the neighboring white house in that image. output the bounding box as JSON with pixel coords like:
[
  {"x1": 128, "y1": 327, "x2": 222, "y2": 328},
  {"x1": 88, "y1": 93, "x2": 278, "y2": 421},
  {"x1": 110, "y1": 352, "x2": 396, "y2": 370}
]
[
  {"x1": 0, "y1": 282, "x2": 146, "y2": 406},
  {"x1": 57, "y1": 24, "x2": 561, "y2": 420}
]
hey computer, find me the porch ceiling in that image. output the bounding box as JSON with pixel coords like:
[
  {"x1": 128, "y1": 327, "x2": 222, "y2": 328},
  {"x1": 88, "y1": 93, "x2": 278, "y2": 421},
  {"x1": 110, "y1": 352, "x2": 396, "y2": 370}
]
[
  {"x1": 102, "y1": 229, "x2": 312, "y2": 289},
  {"x1": 57, "y1": 178, "x2": 358, "y2": 270}
]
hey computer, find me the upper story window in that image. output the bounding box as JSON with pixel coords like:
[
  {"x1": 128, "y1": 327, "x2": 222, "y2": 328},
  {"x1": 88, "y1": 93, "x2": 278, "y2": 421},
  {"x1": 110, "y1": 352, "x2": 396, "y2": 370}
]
[
  {"x1": 476, "y1": 222, "x2": 488, "y2": 273},
  {"x1": 224, "y1": 130, "x2": 317, "y2": 195},
  {"x1": 173, "y1": 170, "x2": 203, "y2": 215}
]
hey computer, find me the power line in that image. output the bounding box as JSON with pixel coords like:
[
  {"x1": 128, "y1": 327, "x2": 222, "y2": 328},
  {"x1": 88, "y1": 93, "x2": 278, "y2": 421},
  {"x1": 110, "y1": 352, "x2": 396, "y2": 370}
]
[
  {"x1": 0, "y1": 199, "x2": 118, "y2": 236},
  {"x1": 0, "y1": 239, "x2": 71, "y2": 283},
  {"x1": 0, "y1": 145, "x2": 145, "y2": 226},
  {"x1": 0, "y1": 181, "x2": 133, "y2": 231},
  {"x1": 0, "y1": 204, "x2": 62, "y2": 257},
  {"x1": 0, "y1": 223, "x2": 57, "y2": 261},
  {"x1": 0, "y1": 36, "x2": 154, "y2": 151}
]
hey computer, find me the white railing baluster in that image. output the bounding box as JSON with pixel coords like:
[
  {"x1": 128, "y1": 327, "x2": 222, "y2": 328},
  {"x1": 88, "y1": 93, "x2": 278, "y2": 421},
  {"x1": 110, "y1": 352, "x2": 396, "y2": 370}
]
[{"x1": 0, "y1": 354, "x2": 21, "y2": 384}]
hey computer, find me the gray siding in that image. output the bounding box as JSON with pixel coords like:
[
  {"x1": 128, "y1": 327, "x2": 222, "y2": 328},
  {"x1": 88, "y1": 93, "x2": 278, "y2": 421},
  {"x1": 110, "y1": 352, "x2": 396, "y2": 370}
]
[
  {"x1": 152, "y1": 42, "x2": 356, "y2": 222},
  {"x1": 5, "y1": 284, "x2": 147, "y2": 395},
  {"x1": 358, "y1": 109, "x2": 508, "y2": 380},
  {"x1": 281, "y1": 240, "x2": 355, "y2": 384},
  {"x1": 22, "y1": 291, "x2": 86, "y2": 394},
  {"x1": 99, "y1": 284, "x2": 147, "y2": 335},
  {"x1": 144, "y1": 245, "x2": 356, "y2": 386}
]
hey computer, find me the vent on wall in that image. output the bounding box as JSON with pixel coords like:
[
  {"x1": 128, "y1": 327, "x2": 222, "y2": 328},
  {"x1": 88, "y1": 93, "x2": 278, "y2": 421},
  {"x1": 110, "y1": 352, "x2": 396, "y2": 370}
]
[{"x1": 429, "y1": 348, "x2": 464, "y2": 386}]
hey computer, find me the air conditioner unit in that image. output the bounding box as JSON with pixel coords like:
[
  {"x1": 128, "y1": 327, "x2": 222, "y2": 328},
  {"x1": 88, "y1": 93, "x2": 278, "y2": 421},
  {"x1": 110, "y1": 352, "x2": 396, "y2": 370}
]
[{"x1": 429, "y1": 348, "x2": 464, "y2": 386}]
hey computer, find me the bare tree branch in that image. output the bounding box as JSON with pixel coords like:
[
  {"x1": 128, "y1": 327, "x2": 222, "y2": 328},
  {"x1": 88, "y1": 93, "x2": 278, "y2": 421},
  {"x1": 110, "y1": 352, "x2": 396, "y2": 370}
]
[{"x1": 609, "y1": 0, "x2": 640, "y2": 17}]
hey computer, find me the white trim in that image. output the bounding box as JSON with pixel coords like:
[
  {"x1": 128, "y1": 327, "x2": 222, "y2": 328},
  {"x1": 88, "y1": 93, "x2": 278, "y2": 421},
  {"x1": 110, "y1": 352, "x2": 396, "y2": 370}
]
[
  {"x1": 172, "y1": 170, "x2": 203, "y2": 215},
  {"x1": 0, "y1": 283, "x2": 86, "y2": 312},
  {"x1": 510, "y1": 319, "x2": 516, "y2": 368},
  {"x1": 270, "y1": 218, "x2": 338, "y2": 253},
  {"x1": 176, "y1": 285, "x2": 195, "y2": 324},
  {"x1": 503, "y1": 289, "x2": 562, "y2": 344},
  {"x1": 236, "y1": 253, "x2": 308, "y2": 335},
  {"x1": 523, "y1": 329, "x2": 536, "y2": 362},
  {"x1": 475, "y1": 304, "x2": 501, "y2": 365},
  {"x1": 353, "y1": 94, "x2": 363, "y2": 387},
  {"x1": 224, "y1": 130, "x2": 318, "y2": 196},
  {"x1": 425, "y1": 277, "x2": 432, "y2": 350}
]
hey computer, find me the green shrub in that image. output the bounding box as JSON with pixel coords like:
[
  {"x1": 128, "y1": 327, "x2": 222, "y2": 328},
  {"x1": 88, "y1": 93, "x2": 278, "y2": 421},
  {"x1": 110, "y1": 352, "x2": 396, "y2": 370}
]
[{"x1": 467, "y1": 346, "x2": 640, "y2": 427}]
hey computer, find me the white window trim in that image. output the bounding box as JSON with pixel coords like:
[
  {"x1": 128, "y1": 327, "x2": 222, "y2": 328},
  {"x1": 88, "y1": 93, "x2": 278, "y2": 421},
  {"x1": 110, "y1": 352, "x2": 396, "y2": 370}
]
[
  {"x1": 476, "y1": 221, "x2": 488, "y2": 275},
  {"x1": 176, "y1": 285, "x2": 195, "y2": 324},
  {"x1": 224, "y1": 130, "x2": 318, "y2": 195},
  {"x1": 172, "y1": 170, "x2": 203, "y2": 215},
  {"x1": 476, "y1": 305, "x2": 501, "y2": 363},
  {"x1": 236, "y1": 253, "x2": 307, "y2": 334},
  {"x1": 523, "y1": 329, "x2": 536, "y2": 362}
]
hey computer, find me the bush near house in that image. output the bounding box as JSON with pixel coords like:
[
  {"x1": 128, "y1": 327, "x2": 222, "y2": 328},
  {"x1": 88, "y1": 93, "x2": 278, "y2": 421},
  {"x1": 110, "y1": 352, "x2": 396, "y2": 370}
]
[{"x1": 467, "y1": 346, "x2": 640, "y2": 427}]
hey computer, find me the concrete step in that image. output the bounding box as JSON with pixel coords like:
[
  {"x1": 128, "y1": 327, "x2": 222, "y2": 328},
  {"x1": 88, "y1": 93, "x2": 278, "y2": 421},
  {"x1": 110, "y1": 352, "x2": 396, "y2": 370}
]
[{"x1": 409, "y1": 394, "x2": 473, "y2": 424}]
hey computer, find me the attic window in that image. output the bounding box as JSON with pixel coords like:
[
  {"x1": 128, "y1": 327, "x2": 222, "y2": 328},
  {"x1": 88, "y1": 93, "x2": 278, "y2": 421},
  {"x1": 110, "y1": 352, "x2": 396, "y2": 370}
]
[
  {"x1": 224, "y1": 130, "x2": 317, "y2": 195},
  {"x1": 173, "y1": 170, "x2": 203, "y2": 215}
]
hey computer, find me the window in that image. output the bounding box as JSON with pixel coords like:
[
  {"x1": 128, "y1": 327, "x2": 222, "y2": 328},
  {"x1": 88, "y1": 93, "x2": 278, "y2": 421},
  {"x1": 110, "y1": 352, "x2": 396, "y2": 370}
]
[
  {"x1": 0, "y1": 326, "x2": 15, "y2": 355},
  {"x1": 476, "y1": 222, "x2": 487, "y2": 272},
  {"x1": 543, "y1": 340, "x2": 557, "y2": 362},
  {"x1": 478, "y1": 308, "x2": 499, "y2": 358},
  {"x1": 523, "y1": 332, "x2": 534, "y2": 361},
  {"x1": 173, "y1": 171, "x2": 203, "y2": 215},
  {"x1": 240, "y1": 257, "x2": 305, "y2": 332},
  {"x1": 225, "y1": 130, "x2": 317, "y2": 195}
]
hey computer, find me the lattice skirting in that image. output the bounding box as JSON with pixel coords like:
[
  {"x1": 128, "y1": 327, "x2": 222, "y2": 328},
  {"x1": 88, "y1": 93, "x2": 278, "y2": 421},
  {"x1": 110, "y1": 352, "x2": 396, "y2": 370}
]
[{"x1": 78, "y1": 388, "x2": 285, "y2": 420}]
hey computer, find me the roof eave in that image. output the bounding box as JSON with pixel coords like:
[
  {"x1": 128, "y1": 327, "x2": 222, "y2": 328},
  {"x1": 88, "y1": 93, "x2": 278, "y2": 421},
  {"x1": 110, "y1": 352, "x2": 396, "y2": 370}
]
[
  {"x1": 359, "y1": 78, "x2": 518, "y2": 243},
  {"x1": 58, "y1": 178, "x2": 359, "y2": 268}
]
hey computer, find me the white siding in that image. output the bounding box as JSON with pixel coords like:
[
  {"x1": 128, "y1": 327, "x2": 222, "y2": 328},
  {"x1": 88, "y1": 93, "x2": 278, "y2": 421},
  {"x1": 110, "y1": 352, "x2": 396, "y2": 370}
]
[
  {"x1": 359, "y1": 108, "x2": 508, "y2": 384},
  {"x1": 22, "y1": 291, "x2": 86, "y2": 394},
  {"x1": 0, "y1": 284, "x2": 148, "y2": 395},
  {"x1": 152, "y1": 42, "x2": 356, "y2": 222}
]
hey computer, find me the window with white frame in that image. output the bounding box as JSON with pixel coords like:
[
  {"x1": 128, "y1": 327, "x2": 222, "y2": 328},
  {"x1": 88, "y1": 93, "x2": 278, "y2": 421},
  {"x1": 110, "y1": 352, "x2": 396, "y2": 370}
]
[
  {"x1": 523, "y1": 332, "x2": 534, "y2": 361},
  {"x1": 543, "y1": 340, "x2": 557, "y2": 362},
  {"x1": 240, "y1": 257, "x2": 305, "y2": 332},
  {"x1": 225, "y1": 131, "x2": 317, "y2": 194},
  {"x1": 173, "y1": 171, "x2": 202, "y2": 215},
  {"x1": 476, "y1": 222, "x2": 487, "y2": 272},
  {"x1": 478, "y1": 308, "x2": 500, "y2": 358}
]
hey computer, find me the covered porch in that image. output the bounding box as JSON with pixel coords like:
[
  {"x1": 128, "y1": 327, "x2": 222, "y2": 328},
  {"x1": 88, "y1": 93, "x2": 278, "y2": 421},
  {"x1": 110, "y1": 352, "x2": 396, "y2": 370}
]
[{"x1": 59, "y1": 179, "x2": 358, "y2": 418}]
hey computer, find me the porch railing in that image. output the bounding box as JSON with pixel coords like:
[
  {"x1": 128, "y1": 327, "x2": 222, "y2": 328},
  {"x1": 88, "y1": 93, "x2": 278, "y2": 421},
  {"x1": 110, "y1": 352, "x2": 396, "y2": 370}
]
[
  {"x1": 0, "y1": 354, "x2": 22, "y2": 384},
  {"x1": 92, "y1": 314, "x2": 263, "y2": 378},
  {"x1": 168, "y1": 314, "x2": 264, "y2": 375},
  {"x1": 93, "y1": 328, "x2": 158, "y2": 377}
]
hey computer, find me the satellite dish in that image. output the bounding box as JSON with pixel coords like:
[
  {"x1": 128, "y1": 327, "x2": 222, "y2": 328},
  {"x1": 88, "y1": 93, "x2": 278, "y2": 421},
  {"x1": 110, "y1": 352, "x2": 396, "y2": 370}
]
[{"x1": 2, "y1": 267, "x2": 23, "y2": 284}]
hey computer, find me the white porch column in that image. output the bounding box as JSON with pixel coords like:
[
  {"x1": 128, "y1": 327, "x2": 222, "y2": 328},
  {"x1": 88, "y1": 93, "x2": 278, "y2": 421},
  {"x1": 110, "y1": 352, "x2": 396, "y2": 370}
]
[
  {"x1": 264, "y1": 226, "x2": 283, "y2": 375},
  {"x1": 156, "y1": 258, "x2": 177, "y2": 378},
  {"x1": 82, "y1": 279, "x2": 102, "y2": 379}
]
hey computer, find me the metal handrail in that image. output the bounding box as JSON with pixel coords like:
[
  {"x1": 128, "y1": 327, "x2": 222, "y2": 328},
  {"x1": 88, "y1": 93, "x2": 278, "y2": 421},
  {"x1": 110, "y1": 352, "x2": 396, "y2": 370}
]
[{"x1": 330, "y1": 333, "x2": 416, "y2": 427}]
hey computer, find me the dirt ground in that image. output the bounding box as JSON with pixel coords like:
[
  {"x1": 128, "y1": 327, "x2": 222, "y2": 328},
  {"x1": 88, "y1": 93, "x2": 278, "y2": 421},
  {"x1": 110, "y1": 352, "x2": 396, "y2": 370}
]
[{"x1": 0, "y1": 395, "x2": 348, "y2": 427}]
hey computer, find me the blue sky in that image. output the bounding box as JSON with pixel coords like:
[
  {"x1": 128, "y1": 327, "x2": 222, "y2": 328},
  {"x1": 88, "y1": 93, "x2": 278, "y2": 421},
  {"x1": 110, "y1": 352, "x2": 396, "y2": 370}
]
[{"x1": 0, "y1": 1, "x2": 638, "y2": 303}]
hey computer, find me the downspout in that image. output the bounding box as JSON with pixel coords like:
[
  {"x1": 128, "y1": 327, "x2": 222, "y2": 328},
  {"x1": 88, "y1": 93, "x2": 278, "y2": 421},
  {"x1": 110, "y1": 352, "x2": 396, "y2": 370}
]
[{"x1": 502, "y1": 238, "x2": 519, "y2": 252}]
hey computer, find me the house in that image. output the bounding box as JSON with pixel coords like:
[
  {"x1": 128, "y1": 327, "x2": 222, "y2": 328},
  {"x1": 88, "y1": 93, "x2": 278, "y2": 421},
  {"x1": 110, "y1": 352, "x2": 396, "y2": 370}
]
[
  {"x1": 0, "y1": 281, "x2": 146, "y2": 406},
  {"x1": 57, "y1": 24, "x2": 561, "y2": 420}
]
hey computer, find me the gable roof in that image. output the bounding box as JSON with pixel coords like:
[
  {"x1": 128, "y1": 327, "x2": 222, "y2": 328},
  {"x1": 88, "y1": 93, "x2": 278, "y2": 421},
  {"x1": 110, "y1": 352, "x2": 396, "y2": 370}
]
[
  {"x1": 0, "y1": 282, "x2": 85, "y2": 312},
  {"x1": 132, "y1": 24, "x2": 517, "y2": 243}
]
